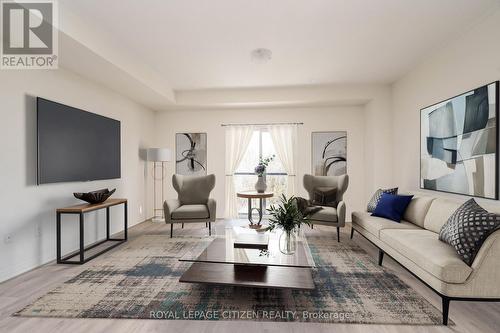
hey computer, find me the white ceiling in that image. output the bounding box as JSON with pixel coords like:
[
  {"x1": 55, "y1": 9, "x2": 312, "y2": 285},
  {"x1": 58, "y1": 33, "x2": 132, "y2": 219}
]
[{"x1": 61, "y1": 0, "x2": 499, "y2": 90}]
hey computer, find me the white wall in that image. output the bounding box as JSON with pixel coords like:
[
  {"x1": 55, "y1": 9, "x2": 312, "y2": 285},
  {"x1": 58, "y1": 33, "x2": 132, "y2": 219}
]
[
  {"x1": 155, "y1": 106, "x2": 370, "y2": 218},
  {"x1": 392, "y1": 9, "x2": 500, "y2": 205},
  {"x1": 0, "y1": 68, "x2": 395, "y2": 283},
  {"x1": 5, "y1": 7, "x2": 499, "y2": 285},
  {"x1": 364, "y1": 87, "x2": 394, "y2": 195},
  {"x1": 0, "y1": 68, "x2": 155, "y2": 282},
  {"x1": 0, "y1": 43, "x2": 397, "y2": 285}
]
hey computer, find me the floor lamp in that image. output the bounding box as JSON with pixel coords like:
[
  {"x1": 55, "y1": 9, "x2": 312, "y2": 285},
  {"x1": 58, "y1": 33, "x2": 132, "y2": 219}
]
[{"x1": 147, "y1": 148, "x2": 172, "y2": 223}]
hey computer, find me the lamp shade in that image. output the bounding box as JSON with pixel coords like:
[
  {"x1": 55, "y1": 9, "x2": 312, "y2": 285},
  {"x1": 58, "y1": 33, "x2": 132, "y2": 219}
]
[{"x1": 147, "y1": 148, "x2": 172, "y2": 162}]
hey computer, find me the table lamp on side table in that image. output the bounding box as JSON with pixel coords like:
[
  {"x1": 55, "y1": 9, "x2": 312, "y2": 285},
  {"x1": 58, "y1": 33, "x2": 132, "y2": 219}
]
[{"x1": 147, "y1": 148, "x2": 171, "y2": 222}]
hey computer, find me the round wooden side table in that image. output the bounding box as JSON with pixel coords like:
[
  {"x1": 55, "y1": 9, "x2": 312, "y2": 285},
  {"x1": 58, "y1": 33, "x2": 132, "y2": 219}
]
[{"x1": 236, "y1": 191, "x2": 274, "y2": 227}]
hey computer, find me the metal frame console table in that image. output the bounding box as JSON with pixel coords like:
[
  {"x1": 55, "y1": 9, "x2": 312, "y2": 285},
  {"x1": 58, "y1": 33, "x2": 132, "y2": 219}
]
[{"x1": 56, "y1": 198, "x2": 127, "y2": 264}]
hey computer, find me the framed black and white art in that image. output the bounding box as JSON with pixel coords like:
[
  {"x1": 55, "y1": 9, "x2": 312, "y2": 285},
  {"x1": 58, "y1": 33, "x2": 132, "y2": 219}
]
[
  {"x1": 175, "y1": 133, "x2": 207, "y2": 176},
  {"x1": 311, "y1": 131, "x2": 347, "y2": 176}
]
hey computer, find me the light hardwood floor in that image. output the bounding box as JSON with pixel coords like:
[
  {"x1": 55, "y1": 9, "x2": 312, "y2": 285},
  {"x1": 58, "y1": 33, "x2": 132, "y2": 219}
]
[{"x1": 0, "y1": 220, "x2": 499, "y2": 333}]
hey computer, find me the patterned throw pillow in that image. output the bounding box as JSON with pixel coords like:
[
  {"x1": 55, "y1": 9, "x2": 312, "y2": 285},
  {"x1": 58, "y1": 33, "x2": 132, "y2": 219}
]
[
  {"x1": 312, "y1": 187, "x2": 337, "y2": 207},
  {"x1": 367, "y1": 188, "x2": 398, "y2": 212},
  {"x1": 439, "y1": 199, "x2": 500, "y2": 266}
]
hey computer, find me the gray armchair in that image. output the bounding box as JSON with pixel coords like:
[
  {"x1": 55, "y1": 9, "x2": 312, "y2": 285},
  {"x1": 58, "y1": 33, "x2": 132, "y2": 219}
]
[
  {"x1": 164, "y1": 174, "x2": 216, "y2": 238},
  {"x1": 303, "y1": 174, "x2": 349, "y2": 242}
]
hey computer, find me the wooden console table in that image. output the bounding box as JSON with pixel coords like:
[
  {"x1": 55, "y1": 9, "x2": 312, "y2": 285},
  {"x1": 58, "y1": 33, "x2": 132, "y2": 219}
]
[{"x1": 56, "y1": 198, "x2": 127, "y2": 264}]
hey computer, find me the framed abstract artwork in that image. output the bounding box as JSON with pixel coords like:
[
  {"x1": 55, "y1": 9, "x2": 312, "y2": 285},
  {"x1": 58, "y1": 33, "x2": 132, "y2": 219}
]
[
  {"x1": 420, "y1": 81, "x2": 499, "y2": 199},
  {"x1": 175, "y1": 133, "x2": 207, "y2": 176},
  {"x1": 311, "y1": 131, "x2": 347, "y2": 176}
]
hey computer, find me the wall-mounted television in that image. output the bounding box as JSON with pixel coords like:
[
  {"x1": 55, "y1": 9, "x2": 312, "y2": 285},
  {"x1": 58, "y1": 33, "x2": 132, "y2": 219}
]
[{"x1": 37, "y1": 98, "x2": 121, "y2": 184}]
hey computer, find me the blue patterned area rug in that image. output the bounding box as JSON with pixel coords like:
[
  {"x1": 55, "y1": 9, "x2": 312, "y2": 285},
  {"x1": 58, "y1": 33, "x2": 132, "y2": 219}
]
[{"x1": 14, "y1": 234, "x2": 445, "y2": 325}]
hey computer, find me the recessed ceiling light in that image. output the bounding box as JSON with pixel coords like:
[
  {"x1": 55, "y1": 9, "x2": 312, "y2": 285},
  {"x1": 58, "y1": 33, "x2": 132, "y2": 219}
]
[{"x1": 251, "y1": 48, "x2": 272, "y2": 63}]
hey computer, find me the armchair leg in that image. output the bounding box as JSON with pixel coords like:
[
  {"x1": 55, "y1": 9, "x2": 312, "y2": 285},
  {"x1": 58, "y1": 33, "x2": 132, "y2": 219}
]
[
  {"x1": 442, "y1": 296, "x2": 450, "y2": 325},
  {"x1": 182, "y1": 223, "x2": 184, "y2": 229},
  {"x1": 336, "y1": 227, "x2": 340, "y2": 242},
  {"x1": 208, "y1": 222, "x2": 212, "y2": 236},
  {"x1": 170, "y1": 223, "x2": 173, "y2": 238},
  {"x1": 206, "y1": 222, "x2": 208, "y2": 228},
  {"x1": 311, "y1": 224, "x2": 314, "y2": 229},
  {"x1": 350, "y1": 227, "x2": 355, "y2": 239},
  {"x1": 378, "y1": 249, "x2": 384, "y2": 266}
]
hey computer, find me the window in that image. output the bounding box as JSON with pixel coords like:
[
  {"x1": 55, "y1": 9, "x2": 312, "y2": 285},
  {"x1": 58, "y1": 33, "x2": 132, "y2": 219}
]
[{"x1": 234, "y1": 128, "x2": 287, "y2": 216}]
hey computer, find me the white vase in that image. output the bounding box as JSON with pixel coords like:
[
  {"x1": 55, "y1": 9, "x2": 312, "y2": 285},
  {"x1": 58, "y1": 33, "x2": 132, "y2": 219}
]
[{"x1": 255, "y1": 175, "x2": 267, "y2": 193}]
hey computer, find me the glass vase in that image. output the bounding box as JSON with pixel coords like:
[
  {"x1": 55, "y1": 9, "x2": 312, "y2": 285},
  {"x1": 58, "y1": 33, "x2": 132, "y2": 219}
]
[{"x1": 279, "y1": 230, "x2": 297, "y2": 255}]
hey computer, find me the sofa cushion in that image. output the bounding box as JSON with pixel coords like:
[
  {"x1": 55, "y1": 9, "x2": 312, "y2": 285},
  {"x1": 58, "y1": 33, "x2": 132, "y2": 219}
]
[
  {"x1": 352, "y1": 211, "x2": 420, "y2": 237},
  {"x1": 380, "y1": 229, "x2": 472, "y2": 283},
  {"x1": 367, "y1": 187, "x2": 398, "y2": 212},
  {"x1": 439, "y1": 199, "x2": 500, "y2": 266},
  {"x1": 312, "y1": 187, "x2": 338, "y2": 207},
  {"x1": 309, "y1": 206, "x2": 338, "y2": 222},
  {"x1": 424, "y1": 198, "x2": 462, "y2": 233},
  {"x1": 171, "y1": 204, "x2": 209, "y2": 219},
  {"x1": 372, "y1": 193, "x2": 414, "y2": 222},
  {"x1": 403, "y1": 196, "x2": 435, "y2": 228}
]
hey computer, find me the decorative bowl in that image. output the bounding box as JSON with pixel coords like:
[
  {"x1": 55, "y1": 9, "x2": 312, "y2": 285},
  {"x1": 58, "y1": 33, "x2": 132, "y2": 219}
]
[{"x1": 74, "y1": 188, "x2": 116, "y2": 204}]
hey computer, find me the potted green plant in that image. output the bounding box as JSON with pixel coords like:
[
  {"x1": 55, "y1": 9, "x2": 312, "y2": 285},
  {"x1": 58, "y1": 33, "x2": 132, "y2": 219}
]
[
  {"x1": 267, "y1": 194, "x2": 311, "y2": 254},
  {"x1": 254, "y1": 154, "x2": 275, "y2": 193}
]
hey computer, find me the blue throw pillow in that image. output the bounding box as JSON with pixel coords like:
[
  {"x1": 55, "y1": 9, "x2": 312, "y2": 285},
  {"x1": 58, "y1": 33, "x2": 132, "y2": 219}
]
[{"x1": 371, "y1": 193, "x2": 414, "y2": 222}]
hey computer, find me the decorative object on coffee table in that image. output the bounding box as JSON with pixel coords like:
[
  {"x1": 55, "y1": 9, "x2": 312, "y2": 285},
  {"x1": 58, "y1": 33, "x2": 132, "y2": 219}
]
[
  {"x1": 233, "y1": 227, "x2": 269, "y2": 249},
  {"x1": 254, "y1": 154, "x2": 275, "y2": 193},
  {"x1": 237, "y1": 191, "x2": 273, "y2": 228},
  {"x1": 267, "y1": 194, "x2": 311, "y2": 255},
  {"x1": 147, "y1": 147, "x2": 172, "y2": 222},
  {"x1": 73, "y1": 188, "x2": 116, "y2": 204}
]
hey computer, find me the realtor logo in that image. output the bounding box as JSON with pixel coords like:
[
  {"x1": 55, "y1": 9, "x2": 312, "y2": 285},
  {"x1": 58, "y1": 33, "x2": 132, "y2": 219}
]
[{"x1": 1, "y1": 0, "x2": 58, "y2": 69}]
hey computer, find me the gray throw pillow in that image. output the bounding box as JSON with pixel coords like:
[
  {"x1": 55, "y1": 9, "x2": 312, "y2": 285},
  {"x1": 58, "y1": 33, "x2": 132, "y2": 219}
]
[
  {"x1": 439, "y1": 199, "x2": 500, "y2": 266},
  {"x1": 367, "y1": 188, "x2": 398, "y2": 212},
  {"x1": 294, "y1": 197, "x2": 323, "y2": 217},
  {"x1": 312, "y1": 187, "x2": 337, "y2": 207}
]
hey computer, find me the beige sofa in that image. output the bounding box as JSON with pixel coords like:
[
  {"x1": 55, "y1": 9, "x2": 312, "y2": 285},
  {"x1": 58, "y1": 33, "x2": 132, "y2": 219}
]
[{"x1": 351, "y1": 195, "x2": 500, "y2": 325}]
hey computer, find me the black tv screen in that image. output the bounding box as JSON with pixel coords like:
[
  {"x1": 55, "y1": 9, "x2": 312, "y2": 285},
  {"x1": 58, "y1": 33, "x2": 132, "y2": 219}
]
[{"x1": 37, "y1": 98, "x2": 121, "y2": 184}]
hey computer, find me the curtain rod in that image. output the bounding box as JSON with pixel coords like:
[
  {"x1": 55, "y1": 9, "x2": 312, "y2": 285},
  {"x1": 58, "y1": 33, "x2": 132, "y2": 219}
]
[{"x1": 220, "y1": 122, "x2": 303, "y2": 127}]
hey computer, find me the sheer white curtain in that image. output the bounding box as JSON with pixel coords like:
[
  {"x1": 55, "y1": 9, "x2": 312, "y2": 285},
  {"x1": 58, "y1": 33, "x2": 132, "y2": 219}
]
[
  {"x1": 225, "y1": 125, "x2": 255, "y2": 218},
  {"x1": 268, "y1": 124, "x2": 298, "y2": 197}
]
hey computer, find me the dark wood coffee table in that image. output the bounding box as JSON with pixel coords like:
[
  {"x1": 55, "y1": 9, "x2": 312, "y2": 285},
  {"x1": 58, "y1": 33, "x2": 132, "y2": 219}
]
[{"x1": 179, "y1": 222, "x2": 315, "y2": 290}]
